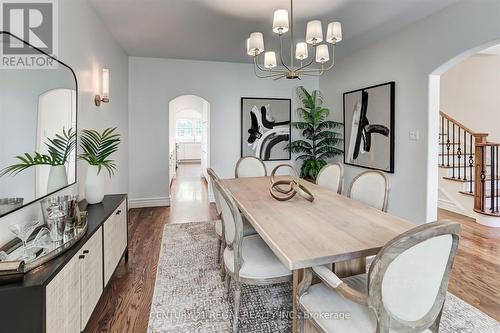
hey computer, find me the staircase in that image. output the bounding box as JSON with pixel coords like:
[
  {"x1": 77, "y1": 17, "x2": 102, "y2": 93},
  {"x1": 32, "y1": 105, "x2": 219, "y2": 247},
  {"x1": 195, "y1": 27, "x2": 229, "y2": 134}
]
[{"x1": 438, "y1": 111, "x2": 500, "y2": 227}]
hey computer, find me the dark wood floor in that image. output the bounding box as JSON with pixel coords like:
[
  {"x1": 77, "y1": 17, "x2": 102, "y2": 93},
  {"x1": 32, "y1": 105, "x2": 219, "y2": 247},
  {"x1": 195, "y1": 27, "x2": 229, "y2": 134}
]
[
  {"x1": 85, "y1": 175, "x2": 500, "y2": 332},
  {"x1": 439, "y1": 209, "x2": 500, "y2": 321}
]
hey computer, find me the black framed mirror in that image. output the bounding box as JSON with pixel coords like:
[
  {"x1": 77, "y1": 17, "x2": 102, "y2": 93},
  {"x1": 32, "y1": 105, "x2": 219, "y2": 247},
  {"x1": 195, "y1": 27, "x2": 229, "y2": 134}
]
[{"x1": 0, "y1": 31, "x2": 78, "y2": 217}]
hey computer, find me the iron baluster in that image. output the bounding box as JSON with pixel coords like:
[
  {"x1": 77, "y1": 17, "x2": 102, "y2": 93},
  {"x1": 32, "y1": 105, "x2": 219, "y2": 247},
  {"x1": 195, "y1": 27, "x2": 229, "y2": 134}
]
[
  {"x1": 469, "y1": 135, "x2": 474, "y2": 193},
  {"x1": 457, "y1": 127, "x2": 461, "y2": 179},
  {"x1": 452, "y1": 123, "x2": 455, "y2": 178},
  {"x1": 446, "y1": 120, "x2": 450, "y2": 167},
  {"x1": 463, "y1": 131, "x2": 467, "y2": 181},
  {"x1": 496, "y1": 146, "x2": 499, "y2": 213},
  {"x1": 480, "y1": 150, "x2": 486, "y2": 212},
  {"x1": 491, "y1": 146, "x2": 495, "y2": 213},
  {"x1": 441, "y1": 116, "x2": 445, "y2": 166}
]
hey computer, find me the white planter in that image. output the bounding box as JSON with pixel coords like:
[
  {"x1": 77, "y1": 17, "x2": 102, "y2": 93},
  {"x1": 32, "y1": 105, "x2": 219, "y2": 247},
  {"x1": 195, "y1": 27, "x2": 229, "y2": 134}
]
[
  {"x1": 47, "y1": 165, "x2": 68, "y2": 193},
  {"x1": 85, "y1": 165, "x2": 105, "y2": 204}
]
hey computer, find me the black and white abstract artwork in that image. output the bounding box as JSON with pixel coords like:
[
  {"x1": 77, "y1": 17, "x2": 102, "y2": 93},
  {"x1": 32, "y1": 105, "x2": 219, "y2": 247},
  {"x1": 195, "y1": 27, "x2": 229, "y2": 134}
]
[
  {"x1": 241, "y1": 97, "x2": 291, "y2": 161},
  {"x1": 343, "y1": 82, "x2": 395, "y2": 173}
]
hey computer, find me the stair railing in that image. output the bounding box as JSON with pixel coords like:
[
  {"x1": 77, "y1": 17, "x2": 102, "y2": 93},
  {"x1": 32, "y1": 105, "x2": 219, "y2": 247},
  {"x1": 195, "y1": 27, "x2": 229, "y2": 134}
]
[
  {"x1": 440, "y1": 111, "x2": 499, "y2": 217},
  {"x1": 475, "y1": 142, "x2": 500, "y2": 215}
]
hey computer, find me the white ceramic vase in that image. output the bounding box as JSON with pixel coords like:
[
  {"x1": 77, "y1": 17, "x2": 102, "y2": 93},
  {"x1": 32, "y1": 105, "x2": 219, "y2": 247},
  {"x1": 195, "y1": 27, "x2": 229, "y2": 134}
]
[
  {"x1": 85, "y1": 165, "x2": 105, "y2": 204},
  {"x1": 47, "y1": 165, "x2": 68, "y2": 193}
]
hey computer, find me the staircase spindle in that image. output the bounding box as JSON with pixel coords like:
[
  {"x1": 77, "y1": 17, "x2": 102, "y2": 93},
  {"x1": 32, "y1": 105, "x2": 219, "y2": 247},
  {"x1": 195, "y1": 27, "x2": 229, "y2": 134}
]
[
  {"x1": 491, "y1": 146, "x2": 495, "y2": 213},
  {"x1": 452, "y1": 123, "x2": 455, "y2": 178},
  {"x1": 496, "y1": 146, "x2": 499, "y2": 213},
  {"x1": 463, "y1": 130, "x2": 467, "y2": 181},
  {"x1": 441, "y1": 116, "x2": 445, "y2": 166},
  {"x1": 446, "y1": 119, "x2": 450, "y2": 167},
  {"x1": 457, "y1": 127, "x2": 461, "y2": 179},
  {"x1": 469, "y1": 135, "x2": 473, "y2": 193},
  {"x1": 480, "y1": 148, "x2": 486, "y2": 212}
]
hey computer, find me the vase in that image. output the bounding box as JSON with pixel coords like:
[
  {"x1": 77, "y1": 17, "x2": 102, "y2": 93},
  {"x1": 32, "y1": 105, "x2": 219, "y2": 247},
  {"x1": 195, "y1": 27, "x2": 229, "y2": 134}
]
[
  {"x1": 85, "y1": 165, "x2": 105, "y2": 204},
  {"x1": 47, "y1": 165, "x2": 68, "y2": 193}
]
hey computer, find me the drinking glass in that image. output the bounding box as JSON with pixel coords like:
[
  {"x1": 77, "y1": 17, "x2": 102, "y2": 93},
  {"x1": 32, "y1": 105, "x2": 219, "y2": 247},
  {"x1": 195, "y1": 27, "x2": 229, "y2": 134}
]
[{"x1": 8, "y1": 220, "x2": 40, "y2": 261}]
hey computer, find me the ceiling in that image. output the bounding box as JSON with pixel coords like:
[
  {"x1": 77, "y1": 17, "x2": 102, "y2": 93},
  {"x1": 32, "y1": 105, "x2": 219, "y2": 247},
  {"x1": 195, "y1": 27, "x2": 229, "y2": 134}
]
[
  {"x1": 478, "y1": 44, "x2": 500, "y2": 56},
  {"x1": 88, "y1": 0, "x2": 458, "y2": 63}
]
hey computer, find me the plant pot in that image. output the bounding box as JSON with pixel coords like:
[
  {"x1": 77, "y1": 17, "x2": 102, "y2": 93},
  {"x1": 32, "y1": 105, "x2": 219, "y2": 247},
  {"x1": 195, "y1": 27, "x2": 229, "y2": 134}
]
[
  {"x1": 85, "y1": 165, "x2": 105, "y2": 204},
  {"x1": 47, "y1": 165, "x2": 68, "y2": 193}
]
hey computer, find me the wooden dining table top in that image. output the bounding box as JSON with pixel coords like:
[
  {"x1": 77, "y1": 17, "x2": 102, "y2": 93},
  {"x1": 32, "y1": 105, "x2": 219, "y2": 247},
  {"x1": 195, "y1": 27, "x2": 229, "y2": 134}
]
[{"x1": 221, "y1": 176, "x2": 414, "y2": 270}]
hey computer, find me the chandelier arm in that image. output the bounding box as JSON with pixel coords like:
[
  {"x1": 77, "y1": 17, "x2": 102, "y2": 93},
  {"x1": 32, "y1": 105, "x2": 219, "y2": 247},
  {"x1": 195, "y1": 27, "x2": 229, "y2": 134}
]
[
  {"x1": 299, "y1": 44, "x2": 336, "y2": 73},
  {"x1": 278, "y1": 34, "x2": 292, "y2": 71},
  {"x1": 253, "y1": 60, "x2": 287, "y2": 79},
  {"x1": 295, "y1": 44, "x2": 318, "y2": 71},
  {"x1": 253, "y1": 55, "x2": 285, "y2": 74}
]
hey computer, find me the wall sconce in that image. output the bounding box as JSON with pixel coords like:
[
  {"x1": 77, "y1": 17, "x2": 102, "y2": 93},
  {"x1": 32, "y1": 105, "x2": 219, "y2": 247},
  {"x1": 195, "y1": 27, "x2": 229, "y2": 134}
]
[{"x1": 95, "y1": 68, "x2": 110, "y2": 106}]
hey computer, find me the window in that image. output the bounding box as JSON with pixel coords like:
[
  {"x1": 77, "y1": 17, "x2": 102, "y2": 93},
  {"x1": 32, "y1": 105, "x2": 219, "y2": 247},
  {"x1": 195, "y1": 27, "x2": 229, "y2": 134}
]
[{"x1": 176, "y1": 118, "x2": 202, "y2": 143}]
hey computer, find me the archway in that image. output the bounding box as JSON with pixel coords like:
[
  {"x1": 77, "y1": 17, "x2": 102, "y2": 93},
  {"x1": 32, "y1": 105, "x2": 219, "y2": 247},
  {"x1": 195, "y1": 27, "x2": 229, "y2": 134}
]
[{"x1": 427, "y1": 39, "x2": 500, "y2": 226}]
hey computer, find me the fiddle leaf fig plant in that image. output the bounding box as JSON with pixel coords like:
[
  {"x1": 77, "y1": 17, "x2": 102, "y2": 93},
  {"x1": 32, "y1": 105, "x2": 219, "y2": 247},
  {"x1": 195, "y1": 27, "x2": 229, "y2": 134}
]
[
  {"x1": 79, "y1": 127, "x2": 121, "y2": 176},
  {"x1": 286, "y1": 86, "x2": 344, "y2": 181},
  {"x1": 0, "y1": 128, "x2": 76, "y2": 177}
]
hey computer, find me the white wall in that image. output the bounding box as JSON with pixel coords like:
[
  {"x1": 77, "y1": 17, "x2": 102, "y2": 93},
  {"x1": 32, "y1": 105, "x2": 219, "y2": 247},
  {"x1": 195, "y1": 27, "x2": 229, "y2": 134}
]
[
  {"x1": 0, "y1": 0, "x2": 129, "y2": 246},
  {"x1": 441, "y1": 54, "x2": 500, "y2": 142},
  {"x1": 129, "y1": 57, "x2": 319, "y2": 206},
  {"x1": 319, "y1": 0, "x2": 500, "y2": 224}
]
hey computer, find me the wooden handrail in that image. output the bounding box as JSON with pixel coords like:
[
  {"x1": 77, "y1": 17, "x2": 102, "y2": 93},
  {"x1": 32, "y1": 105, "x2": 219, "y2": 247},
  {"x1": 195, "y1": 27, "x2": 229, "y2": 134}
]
[{"x1": 440, "y1": 111, "x2": 478, "y2": 135}]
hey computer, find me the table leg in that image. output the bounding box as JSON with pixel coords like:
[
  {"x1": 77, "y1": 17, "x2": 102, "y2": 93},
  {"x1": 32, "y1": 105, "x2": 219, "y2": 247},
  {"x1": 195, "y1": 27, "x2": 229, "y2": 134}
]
[
  {"x1": 334, "y1": 257, "x2": 367, "y2": 278},
  {"x1": 292, "y1": 269, "x2": 303, "y2": 333}
]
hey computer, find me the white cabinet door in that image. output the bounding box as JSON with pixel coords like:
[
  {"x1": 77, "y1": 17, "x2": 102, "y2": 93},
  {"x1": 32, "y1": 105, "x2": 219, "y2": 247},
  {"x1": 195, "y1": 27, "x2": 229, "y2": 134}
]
[
  {"x1": 80, "y1": 228, "x2": 103, "y2": 330},
  {"x1": 103, "y1": 201, "x2": 127, "y2": 285},
  {"x1": 46, "y1": 252, "x2": 81, "y2": 333}
]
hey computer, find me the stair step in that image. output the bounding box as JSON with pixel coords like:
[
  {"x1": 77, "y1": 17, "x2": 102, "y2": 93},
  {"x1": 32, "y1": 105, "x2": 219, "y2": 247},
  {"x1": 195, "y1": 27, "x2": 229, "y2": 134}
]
[
  {"x1": 443, "y1": 176, "x2": 500, "y2": 183},
  {"x1": 459, "y1": 191, "x2": 497, "y2": 199}
]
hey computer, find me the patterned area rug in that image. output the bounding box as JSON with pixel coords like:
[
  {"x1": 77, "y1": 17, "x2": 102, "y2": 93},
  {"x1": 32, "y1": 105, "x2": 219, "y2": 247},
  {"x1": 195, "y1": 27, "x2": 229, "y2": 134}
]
[{"x1": 148, "y1": 222, "x2": 500, "y2": 333}]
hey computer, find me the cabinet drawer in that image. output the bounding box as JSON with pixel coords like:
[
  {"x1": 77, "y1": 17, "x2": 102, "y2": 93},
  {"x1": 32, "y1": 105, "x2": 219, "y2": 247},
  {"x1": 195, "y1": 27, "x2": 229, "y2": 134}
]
[
  {"x1": 103, "y1": 200, "x2": 127, "y2": 285},
  {"x1": 80, "y1": 228, "x2": 103, "y2": 330},
  {"x1": 46, "y1": 253, "x2": 81, "y2": 333}
]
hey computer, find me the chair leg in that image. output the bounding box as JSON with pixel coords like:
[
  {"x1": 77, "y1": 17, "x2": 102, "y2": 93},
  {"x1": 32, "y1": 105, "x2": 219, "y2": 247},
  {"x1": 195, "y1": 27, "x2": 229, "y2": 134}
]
[
  {"x1": 232, "y1": 283, "x2": 242, "y2": 333},
  {"x1": 217, "y1": 239, "x2": 221, "y2": 264}
]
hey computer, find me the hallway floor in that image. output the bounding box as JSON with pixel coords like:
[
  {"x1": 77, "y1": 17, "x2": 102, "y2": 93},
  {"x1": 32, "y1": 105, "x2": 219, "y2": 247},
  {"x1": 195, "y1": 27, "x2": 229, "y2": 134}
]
[{"x1": 169, "y1": 162, "x2": 216, "y2": 223}]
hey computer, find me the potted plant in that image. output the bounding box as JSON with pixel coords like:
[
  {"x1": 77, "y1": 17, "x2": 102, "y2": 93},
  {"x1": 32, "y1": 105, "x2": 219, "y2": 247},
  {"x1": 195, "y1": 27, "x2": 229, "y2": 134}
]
[
  {"x1": 0, "y1": 128, "x2": 76, "y2": 192},
  {"x1": 286, "y1": 87, "x2": 343, "y2": 181},
  {"x1": 79, "y1": 127, "x2": 120, "y2": 204}
]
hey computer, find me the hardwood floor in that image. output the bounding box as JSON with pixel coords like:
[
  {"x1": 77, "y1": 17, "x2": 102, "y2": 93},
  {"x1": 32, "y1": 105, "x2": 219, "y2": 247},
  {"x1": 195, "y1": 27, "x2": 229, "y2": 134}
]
[
  {"x1": 85, "y1": 186, "x2": 499, "y2": 331},
  {"x1": 85, "y1": 164, "x2": 216, "y2": 333},
  {"x1": 439, "y1": 209, "x2": 500, "y2": 321}
]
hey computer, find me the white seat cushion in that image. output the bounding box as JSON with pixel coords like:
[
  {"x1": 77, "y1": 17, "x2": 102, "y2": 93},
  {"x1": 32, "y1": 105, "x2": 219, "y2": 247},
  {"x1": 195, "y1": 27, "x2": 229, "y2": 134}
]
[
  {"x1": 224, "y1": 234, "x2": 291, "y2": 280},
  {"x1": 215, "y1": 219, "x2": 223, "y2": 237},
  {"x1": 299, "y1": 274, "x2": 431, "y2": 333}
]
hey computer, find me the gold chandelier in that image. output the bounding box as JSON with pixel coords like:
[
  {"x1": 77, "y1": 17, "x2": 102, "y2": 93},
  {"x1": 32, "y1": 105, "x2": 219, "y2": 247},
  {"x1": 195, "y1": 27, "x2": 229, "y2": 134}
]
[{"x1": 246, "y1": 0, "x2": 342, "y2": 80}]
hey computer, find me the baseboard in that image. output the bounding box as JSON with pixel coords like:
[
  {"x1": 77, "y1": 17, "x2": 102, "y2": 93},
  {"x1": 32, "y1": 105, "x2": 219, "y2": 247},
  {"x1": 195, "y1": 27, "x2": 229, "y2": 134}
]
[{"x1": 129, "y1": 197, "x2": 170, "y2": 209}]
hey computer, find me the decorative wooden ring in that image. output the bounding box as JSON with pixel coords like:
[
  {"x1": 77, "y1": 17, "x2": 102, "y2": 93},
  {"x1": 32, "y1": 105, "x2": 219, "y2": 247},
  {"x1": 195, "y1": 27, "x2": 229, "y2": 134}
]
[
  {"x1": 294, "y1": 182, "x2": 315, "y2": 202},
  {"x1": 270, "y1": 164, "x2": 298, "y2": 194},
  {"x1": 270, "y1": 180, "x2": 297, "y2": 201}
]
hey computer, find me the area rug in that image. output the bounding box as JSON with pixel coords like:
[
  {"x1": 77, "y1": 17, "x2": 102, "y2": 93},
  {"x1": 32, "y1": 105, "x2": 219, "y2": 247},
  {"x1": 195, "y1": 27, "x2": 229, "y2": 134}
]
[{"x1": 147, "y1": 222, "x2": 500, "y2": 333}]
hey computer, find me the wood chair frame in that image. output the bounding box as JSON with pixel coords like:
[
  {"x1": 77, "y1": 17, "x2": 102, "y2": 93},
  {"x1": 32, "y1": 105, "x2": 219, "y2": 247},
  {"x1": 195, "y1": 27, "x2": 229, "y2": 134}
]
[
  {"x1": 315, "y1": 162, "x2": 344, "y2": 194},
  {"x1": 234, "y1": 156, "x2": 268, "y2": 178},
  {"x1": 347, "y1": 170, "x2": 390, "y2": 212},
  {"x1": 297, "y1": 220, "x2": 461, "y2": 333}
]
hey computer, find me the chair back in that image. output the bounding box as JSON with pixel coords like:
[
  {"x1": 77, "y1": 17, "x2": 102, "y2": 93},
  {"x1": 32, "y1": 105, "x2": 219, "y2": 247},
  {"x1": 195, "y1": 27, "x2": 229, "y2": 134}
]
[
  {"x1": 368, "y1": 221, "x2": 461, "y2": 333},
  {"x1": 348, "y1": 171, "x2": 389, "y2": 211},
  {"x1": 211, "y1": 178, "x2": 244, "y2": 270},
  {"x1": 207, "y1": 168, "x2": 221, "y2": 216},
  {"x1": 316, "y1": 163, "x2": 343, "y2": 194},
  {"x1": 235, "y1": 156, "x2": 267, "y2": 178}
]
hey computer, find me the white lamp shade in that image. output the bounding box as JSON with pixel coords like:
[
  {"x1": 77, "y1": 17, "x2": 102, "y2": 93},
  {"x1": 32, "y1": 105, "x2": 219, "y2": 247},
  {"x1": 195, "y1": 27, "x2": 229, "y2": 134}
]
[
  {"x1": 306, "y1": 20, "x2": 323, "y2": 44},
  {"x1": 264, "y1": 51, "x2": 277, "y2": 68},
  {"x1": 326, "y1": 22, "x2": 342, "y2": 43},
  {"x1": 295, "y1": 42, "x2": 308, "y2": 60},
  {"x1": 248, "y1": 32, "x2": 264, "y2": 55},
  {"x1": 315, "y1": 44, "x2": 329, "y2": 63},
  {"x1": 102, "y1": 68, "x2": 110, "y2": 99},
  {"x1": 246, "y1": 38, "x2": 254, "y2": 56},
  {"x1": 272, "y1": 9, "x2": 289, "y2": 34}
]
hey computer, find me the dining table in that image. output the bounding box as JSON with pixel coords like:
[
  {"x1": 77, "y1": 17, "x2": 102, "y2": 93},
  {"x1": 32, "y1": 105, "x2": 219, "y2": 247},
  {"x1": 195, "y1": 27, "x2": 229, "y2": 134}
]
[{"x1": 221, "y1": 176, "x2": 414, "y2": 333}]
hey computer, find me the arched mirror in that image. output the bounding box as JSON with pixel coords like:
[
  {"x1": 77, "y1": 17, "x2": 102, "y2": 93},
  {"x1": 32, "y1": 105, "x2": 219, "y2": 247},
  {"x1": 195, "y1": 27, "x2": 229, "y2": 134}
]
[{"x1": 0, "y1": 31, "x2": 77, "y2": 217}]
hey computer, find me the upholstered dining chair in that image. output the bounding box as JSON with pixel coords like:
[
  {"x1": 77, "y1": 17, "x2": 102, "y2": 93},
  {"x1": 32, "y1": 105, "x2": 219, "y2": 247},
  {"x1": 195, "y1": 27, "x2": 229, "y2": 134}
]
[
  {"x1": 207, "y1": 168, "x2": 256, "y2": 279},
  {"x1": 235, "y1": 156, "x2": 267, "y2": 178},
  {"x1": 316, "y1": 163, "x2": 344, "y2": 194},
  {"x1": 211, "y1": 177, "x2": 292, "y2": 333},
  {"x1": 297, "y1": 220, "x2": 461, "y2": 333},
  {"x1": 348, "y1": 170, "x2": 390, "y2": 212}
]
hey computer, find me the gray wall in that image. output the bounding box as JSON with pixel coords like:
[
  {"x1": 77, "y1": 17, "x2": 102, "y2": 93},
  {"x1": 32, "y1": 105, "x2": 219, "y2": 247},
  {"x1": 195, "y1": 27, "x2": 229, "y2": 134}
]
[{"x1": 319, "y1": 0, "x2": 500, "y2": 224}]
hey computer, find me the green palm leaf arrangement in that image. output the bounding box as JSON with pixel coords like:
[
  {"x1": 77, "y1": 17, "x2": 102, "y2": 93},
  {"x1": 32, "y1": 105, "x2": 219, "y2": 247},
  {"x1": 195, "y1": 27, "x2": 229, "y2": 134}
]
[
  {"x1": 286, "y1": 86, "x2": 344, "y2": 181},
  {"x1": 79, "y1": 127, "x2": 121, "y2": 177},
  {"x1": 0, "y1": 128, "x2": 76, "y2": 177}
]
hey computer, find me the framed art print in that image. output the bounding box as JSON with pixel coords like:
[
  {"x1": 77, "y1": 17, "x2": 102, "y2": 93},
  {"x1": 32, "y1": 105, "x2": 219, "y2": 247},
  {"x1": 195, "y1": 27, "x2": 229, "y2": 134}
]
[
  {"x1": 343, "y1": 82, "x2": 395, "y2": 173},
  {"x1": 241, "y1": 97, "x2": 291, "y2": 161}
]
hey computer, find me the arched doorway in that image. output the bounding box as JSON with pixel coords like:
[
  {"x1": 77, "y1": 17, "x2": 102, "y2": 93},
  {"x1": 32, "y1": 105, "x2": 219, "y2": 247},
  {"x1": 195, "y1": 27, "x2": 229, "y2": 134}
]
[
  {"x1": 428, "y1": 39, "x2": 500, "y2": 226},
  {"x1": 168, "y1": 95, "x2": 212, "y2": 222}
]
